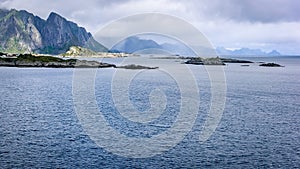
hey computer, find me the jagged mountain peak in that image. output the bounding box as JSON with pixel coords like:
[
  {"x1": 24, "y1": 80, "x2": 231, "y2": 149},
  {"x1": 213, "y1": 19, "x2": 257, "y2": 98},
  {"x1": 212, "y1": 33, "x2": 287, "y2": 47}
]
[
  {"x1": 47, "y1": 12, "x2": 66, "y2": 22},
  {"x1": 48, "y1": 12, "x2": 60, "y2": 18},
  {"x1": 0, "y1": 9, "x2": 107, "y2": 54}
]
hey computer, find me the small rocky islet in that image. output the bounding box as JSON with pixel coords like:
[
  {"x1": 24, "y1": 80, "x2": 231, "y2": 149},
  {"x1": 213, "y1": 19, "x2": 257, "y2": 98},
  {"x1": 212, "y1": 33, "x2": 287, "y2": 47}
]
[
  {"x1": 259, "y1": 62, "x2": 284, "y2": 67},
  {"x1": 184, "y1": 57, "x2": 253, "y2": 65}
]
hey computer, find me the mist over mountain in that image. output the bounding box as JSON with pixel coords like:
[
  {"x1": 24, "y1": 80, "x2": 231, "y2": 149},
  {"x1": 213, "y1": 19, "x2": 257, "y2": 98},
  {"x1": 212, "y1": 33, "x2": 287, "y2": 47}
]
[
  {"x1": 111, "y1": 35, "x2": 281, "y2": 57},
  {"x1": 111, "y1": 36, "x2": 162, "y2": 53},
  {"x1": 0, "y1": 9, "x2": 107, "y2": 54},
  {"x1": 111, "y1": 36, "x2": 196, "y2": 56},
  {"x1": 160, "y1": 43, "x2": 195, "y2": 56}
]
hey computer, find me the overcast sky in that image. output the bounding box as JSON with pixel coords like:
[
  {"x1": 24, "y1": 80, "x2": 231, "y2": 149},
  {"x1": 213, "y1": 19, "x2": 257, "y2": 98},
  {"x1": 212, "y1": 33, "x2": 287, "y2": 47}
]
[{"x1": 1, "y1": 0, "x2": 299, "y2": 54}]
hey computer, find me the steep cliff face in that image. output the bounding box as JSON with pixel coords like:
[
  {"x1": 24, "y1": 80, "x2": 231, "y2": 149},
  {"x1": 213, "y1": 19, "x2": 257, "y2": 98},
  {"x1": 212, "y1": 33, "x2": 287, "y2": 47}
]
[
  {"x1": 0, "y1": 9, "x2": 44, "y2": 53},
  {"x1": 0, "y1": 9, "x2": 107, "y2": 54}
]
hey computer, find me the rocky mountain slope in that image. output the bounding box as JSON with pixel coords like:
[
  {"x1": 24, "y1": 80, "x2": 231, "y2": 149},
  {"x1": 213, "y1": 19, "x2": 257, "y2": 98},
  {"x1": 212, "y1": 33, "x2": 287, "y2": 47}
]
[
  {"x1": 0, "y1": 9, "x2": 107, "y2": 54},
  {"x1": 111, "y1": 36, "x2": 162, "y2": 53}
]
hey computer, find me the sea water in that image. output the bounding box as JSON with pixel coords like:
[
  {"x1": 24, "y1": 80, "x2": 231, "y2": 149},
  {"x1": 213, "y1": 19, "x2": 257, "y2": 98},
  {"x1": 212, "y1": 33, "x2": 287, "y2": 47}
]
[{"x1": 0, "y1": 56, "x2": 299, "y2": 168}]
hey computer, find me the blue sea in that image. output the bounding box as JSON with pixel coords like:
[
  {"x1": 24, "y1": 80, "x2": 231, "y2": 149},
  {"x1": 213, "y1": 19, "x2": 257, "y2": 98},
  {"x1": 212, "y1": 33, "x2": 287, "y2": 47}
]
[{"x1": 0, "y1": 56, "x2": 299, "y2": 168}]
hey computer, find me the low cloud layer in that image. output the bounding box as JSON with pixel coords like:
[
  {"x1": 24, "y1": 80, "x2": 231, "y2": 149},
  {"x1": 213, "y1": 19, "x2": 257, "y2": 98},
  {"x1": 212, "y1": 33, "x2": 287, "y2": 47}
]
[
  {"x1": 1, "y1": 0, "x2": 299, "y2": 54},
  {"x1": 186, "y1": 0, "x2": 300, "y2": 23}
]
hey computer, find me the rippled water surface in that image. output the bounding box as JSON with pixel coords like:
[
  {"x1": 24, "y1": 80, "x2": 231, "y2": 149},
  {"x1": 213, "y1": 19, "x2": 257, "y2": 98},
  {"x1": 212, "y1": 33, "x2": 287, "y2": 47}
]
[{"x1": 0, "y1": 56, "x2": 299, "y2": 168}]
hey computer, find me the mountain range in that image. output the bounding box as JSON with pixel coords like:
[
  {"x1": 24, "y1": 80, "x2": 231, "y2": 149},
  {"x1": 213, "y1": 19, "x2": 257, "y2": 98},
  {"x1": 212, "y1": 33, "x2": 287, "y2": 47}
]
[
  {"x1": 111, "y1": 36, "x2": 162, "y2": 54},
  {"x1": 216, "y1": 47, "x2": 281, "y2": 56},
  {"x1": 0, "y1": 8, "x2": 282, "y2": 56},
  {"x1": 0, "y1": 9, "x2": 107, "y2": 54},
  {"x1": 111, "y1": 36, "x2": 281, "y2": 56},
  {"x1": 111, "y1": 36, "x2": 196, "y2": 56}
]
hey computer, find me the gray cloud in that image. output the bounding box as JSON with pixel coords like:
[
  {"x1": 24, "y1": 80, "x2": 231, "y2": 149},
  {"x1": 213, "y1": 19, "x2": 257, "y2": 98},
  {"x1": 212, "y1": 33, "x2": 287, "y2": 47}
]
[
  {"x1": 2, "y1": 0, "x2": 298, "y2": 25},
  {"x1": 0, "y1": 0, "x2": 299, "y2": 54},
  {"x1": 192, "y1": 0, "x2": 300, "y2": 23}
]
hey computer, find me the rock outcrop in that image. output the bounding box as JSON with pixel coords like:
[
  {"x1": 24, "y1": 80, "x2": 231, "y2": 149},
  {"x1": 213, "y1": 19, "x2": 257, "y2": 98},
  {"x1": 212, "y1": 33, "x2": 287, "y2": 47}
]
[
  {"x1": 220, "y1": 58, "x2": 253, "y2": 63},
  {"x1": 184, "y1": 57, "x2": 226, "y2": 65},
  {"x1": 117, "y1": 64, "x2": 158, "y2": 69},
  {"x1": 0, "y1": 54, "x2": 115, "y2": 68},
  {"x1": 259, "y1": 63, "x2": 284, "y2": 67}
]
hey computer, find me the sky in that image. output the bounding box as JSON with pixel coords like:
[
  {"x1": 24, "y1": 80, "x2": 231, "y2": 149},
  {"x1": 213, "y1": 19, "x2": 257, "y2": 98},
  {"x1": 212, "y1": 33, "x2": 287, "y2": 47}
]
[{"x1": 0, "y1": 0, "x2": 299, "y2": 55}]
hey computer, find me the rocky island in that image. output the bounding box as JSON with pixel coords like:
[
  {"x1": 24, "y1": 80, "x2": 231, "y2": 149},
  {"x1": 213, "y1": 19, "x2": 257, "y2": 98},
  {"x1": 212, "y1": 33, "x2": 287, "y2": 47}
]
[
  {"x1": 184, "y1": 57, "x2": 226, "y2": 65},
  {"x1": 0, "y1": 53, "x2": 115, "y2": 68},
  {"x1": 117, "y1": 64, "x2": 158, "y2": 69},
  {"x1": 0, "y1": 53, "x2": 158, "y2": 69},
  {"x1": 183, "y1": 57, "x2": 254, "y2": 65},
  {"x1": 259, "y1": 63, "x2": 284, "y2": 67},
  {"x1": 220, "y1": 58, "x2": 253, "y2": 63}
]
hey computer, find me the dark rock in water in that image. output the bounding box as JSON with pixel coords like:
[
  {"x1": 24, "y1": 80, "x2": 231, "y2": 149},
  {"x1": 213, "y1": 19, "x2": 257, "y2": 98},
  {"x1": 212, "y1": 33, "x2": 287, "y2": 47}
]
[
  {"x1": 259, "y1": 63, "x2": 284, "y2": 67},
  {"x1": 220, "y1": 58, "x2": 253, "y2": 63},
  {"x1": 74, "y1": 60, "x2": 116, "y2": 68},
  {"x1": 185, "y1": 57, "x2": 203, "y2": 65},
  {"x1": 184, "y1": 57, "x2": 255, "y2": 65},
  {"x1": 117, "y1": 64, "x2": 158, "y2": 69},
  {"x1": 184, "y1": 57, "x2": 225, "y2": 65},
  {"x1": 203, "y1": 58, "x2": 226, "y2": 65},
  {"x1": 0, "y1": 53, "x2": 115, "y2": 68}
]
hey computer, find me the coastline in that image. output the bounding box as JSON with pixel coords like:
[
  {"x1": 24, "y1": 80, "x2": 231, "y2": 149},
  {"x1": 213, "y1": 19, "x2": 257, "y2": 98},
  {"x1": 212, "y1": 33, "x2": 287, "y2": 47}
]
[{"x1": 0, "y1": 53, "x2": 158, "y2": 69}]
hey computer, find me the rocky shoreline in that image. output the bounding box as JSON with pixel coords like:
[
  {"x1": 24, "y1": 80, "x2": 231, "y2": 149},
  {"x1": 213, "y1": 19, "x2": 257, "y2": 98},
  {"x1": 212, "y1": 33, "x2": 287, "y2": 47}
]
[
  {"x1": 0, "y1": 54, "x2": 115, "y2": 68},
  {"x1": 0, "y1": 53, "x2": 284, "y2": 68},
  {"x1": 0, "y1": 54, "x2": 157, "y2": 69}
]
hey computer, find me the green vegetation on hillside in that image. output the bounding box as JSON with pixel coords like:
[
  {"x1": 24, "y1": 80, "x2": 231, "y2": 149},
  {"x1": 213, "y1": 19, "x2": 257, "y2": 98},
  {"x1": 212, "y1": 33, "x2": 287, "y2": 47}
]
[
  {"x1": 5, "y1": 37, "x2": 27, "y2": 53},
  {"x1": 17, "y1": 54, "x2": 72, "y2": 62},
  {"x1": 62, "y1": 46, "x2": 97, "y2": 56}
]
